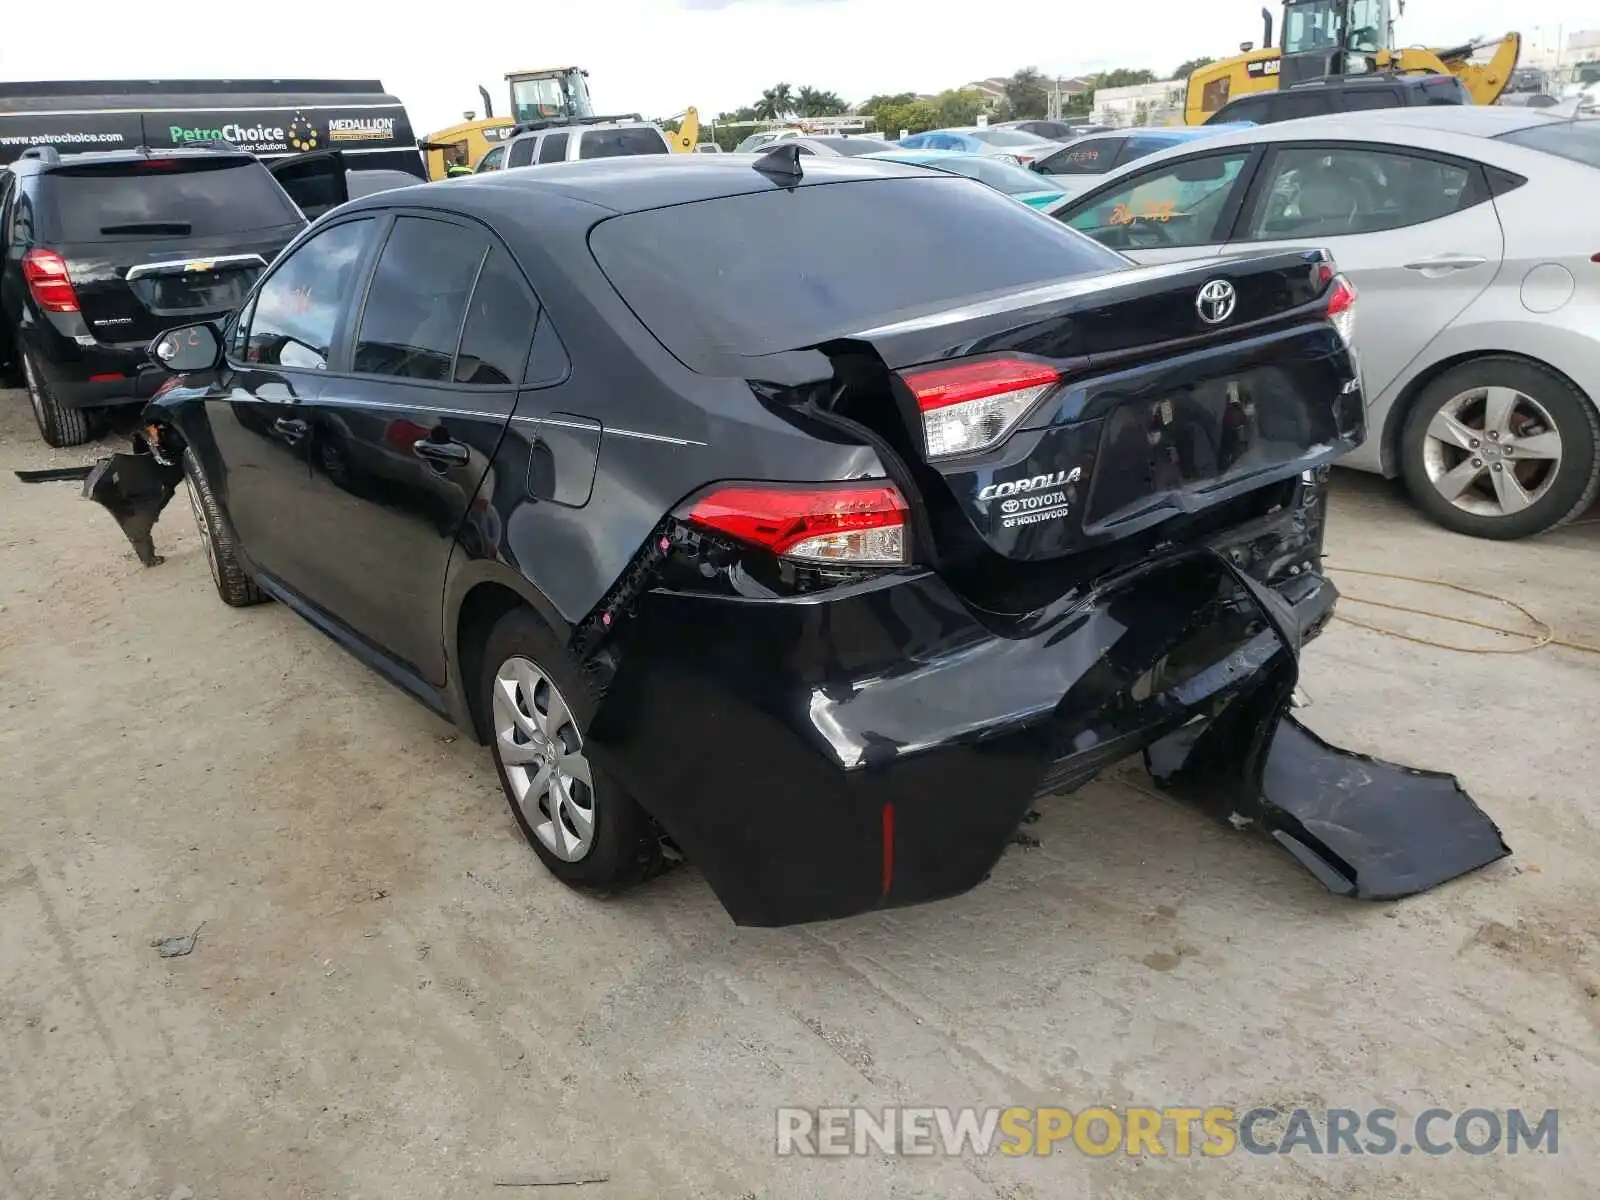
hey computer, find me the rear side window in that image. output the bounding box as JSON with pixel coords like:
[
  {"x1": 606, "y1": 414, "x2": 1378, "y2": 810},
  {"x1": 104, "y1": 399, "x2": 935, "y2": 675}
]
[
  {"x1": 42, "y1": 159, "x2": 301, "y2": 241},
  {"x1": 578, "y1": 127, "x2": 668, "y2": 159},
  {"x1": 538, "y1": 133, "x2": 570, "y2": 164},
  {"x1": 455, "y1": 247, "x2": 538, "y2": 385},
  {"x1": 1212, "y1": 97, "x2": 1269, "y2": 125},
  {"x1": 507, "y1": 138, "x2": 536, "y2": 168},
  {"x1": 1244, "y1": 145, "x2": 1473, "y2": 239},
  {"x1": 1496, "y1": 121, "x2": 1600, "y2": 169},
  {"x1": 1271, "y1": 92, "x2": 1333, "y2": 121},
  {"x1": 590, "y1": 177, "x2": 1126, "y2": 371},
  {"x1": 1421, "y1": 77, "x2": 1468, "y2": 105},
  {"x1": 353, "y1": 217, "x2": 487, "y2": 381}
]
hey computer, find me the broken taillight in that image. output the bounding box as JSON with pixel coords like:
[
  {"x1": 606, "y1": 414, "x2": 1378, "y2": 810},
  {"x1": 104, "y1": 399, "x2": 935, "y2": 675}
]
[
  {"x1": 22, "y1": 248, "x2": 79, "y2": 313},
  {"x1": 685, "y1": 482, "x2": 909, "y2": 566},
  {"x1": 1326, "y1": 274, "x2": 1357, "y2": 347},
  {"x1": 900, "y1": 356, "x2": 1061, "y2": 460}
]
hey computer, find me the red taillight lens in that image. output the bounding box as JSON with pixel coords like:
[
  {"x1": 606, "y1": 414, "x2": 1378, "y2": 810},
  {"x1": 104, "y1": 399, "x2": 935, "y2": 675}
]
[
  {"x1": 686, "y1": 483, "x2": 909, "y2": 565},
  {"x1": 1325, "y1": 274, "x2": 1357, "y2": 346},
  {"x1": 22, "y1": 248, "x2": 79, "y2": 313},
  {"x1": 900, "y1": 356, "x2": 1060, "y2": 459}
]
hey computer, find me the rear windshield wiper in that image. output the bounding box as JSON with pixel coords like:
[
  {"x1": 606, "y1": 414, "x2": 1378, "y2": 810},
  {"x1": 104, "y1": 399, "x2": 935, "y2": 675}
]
[{"x1": 99, "y1": 221, "x2": 192, "y2": 235}]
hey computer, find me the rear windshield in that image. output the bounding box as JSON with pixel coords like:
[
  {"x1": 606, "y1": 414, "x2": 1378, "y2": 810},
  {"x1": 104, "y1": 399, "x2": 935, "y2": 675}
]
[
  {"x1": 578, "y1": 127, "x2": 669, "y2": 159},
  {"x1": 1496, "y1": 120, "x2": 1600, "y2": 169},
  {"x1": 44, "y1": 158, "x2": 301, "y2": 241},
  {"x1": 589, "y1": 176, "x2": 1126, "y2": 371}
]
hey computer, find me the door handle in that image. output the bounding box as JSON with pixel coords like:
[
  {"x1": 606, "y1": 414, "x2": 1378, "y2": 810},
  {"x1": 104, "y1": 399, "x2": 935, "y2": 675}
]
[
  {"x1": 412, "y1": 437, "x2": 471, "y2": 467},
  {"x1": 1402, "y1": 254, "x2": 1487, "y2": 274},
  {"x1": 274, "y1": 417, "x2": 309, "y2": 440}
]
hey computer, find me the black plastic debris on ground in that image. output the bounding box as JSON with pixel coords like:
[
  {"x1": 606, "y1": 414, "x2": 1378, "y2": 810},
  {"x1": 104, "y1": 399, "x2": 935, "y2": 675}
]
[{"x1": 1142, "y1": 556, "x2": 1511, "y2": 900}]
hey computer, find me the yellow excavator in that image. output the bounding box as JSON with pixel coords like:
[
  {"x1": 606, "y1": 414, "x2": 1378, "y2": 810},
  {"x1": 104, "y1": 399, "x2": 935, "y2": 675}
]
[
  {"x1": 421, "y1": 67, "x2": 699, "y2": 179},
  {"x1": 1185, "y1": 0, "x2": 1522, "y2": 125}
]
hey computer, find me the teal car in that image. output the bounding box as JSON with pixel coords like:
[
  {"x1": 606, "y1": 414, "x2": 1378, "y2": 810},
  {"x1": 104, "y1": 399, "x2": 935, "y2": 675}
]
[{"x1": 862, "y1": 148, "x2": 1070, "y2": 209}]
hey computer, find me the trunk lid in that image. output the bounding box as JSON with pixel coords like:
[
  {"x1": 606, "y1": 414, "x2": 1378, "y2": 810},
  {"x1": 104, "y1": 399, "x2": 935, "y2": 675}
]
[{"x1": 829, "y1": 250, "x2": 1364, "y2": 567}]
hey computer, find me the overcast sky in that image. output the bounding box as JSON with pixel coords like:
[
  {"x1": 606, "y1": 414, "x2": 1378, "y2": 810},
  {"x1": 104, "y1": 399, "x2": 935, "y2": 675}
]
[{"x1": 2, "y1": 0, "x2": 1594, "y2": 134}]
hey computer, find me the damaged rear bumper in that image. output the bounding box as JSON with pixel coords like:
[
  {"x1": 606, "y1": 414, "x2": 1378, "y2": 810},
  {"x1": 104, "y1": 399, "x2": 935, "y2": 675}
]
[{"x1": 589, "y1": 528, "x2": 1507, "y2": 927}]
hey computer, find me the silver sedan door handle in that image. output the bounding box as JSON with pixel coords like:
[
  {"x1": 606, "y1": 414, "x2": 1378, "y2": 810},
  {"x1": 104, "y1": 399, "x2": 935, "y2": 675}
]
[{"x1": 1403, "y1": 254, "x2": 1488, "y2": 275}]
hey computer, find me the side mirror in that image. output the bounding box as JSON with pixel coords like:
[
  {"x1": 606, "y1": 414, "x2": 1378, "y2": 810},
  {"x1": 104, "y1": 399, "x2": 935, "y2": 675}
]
[{"x1": 150, "y1": 323, "x2": 223, "y2": 373}]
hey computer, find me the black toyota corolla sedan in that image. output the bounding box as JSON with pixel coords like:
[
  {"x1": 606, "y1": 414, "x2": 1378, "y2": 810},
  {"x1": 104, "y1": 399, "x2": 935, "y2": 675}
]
[{"x1": 123, "y1": 150, "x2": 1509, "y2": 926}]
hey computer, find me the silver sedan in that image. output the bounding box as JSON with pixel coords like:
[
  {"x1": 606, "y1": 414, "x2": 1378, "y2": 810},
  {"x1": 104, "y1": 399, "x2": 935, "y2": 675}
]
[{"x1": 1043, "y1": 107, "x2": 1600, "y2": 539}]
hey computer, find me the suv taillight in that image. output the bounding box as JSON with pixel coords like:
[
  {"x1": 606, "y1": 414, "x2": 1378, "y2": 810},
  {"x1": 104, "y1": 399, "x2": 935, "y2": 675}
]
[
  {"x1": 900, "y1": 356, "x2": 1061, "y2": 459},
  {"x1": 685, "y1": 482, "x2": 909, "y2": 566},
  {"x1": 1326, "y1": 274, "x2": 1357, "y2": 347},
  {"x1": 22, "y1": 249, "x2": 79, "y2": 313}
]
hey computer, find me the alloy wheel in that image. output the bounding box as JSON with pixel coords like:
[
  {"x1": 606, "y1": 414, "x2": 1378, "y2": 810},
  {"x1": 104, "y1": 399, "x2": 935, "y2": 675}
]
[
  {"x1": 184, "y1": 475, "x2": 221, "y2": 588},
  {"x1": 492, "y1": 656, "x2": 596, "y2": 862},
  {"x1": 1422, "y1": 386, "x2": 1563, "y2": 520}
]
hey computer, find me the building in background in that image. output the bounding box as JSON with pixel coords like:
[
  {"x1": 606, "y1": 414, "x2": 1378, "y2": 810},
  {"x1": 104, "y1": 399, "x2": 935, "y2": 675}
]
[{"x1": 1093, "y1": 80, "x2": 1184, "y2": 127}]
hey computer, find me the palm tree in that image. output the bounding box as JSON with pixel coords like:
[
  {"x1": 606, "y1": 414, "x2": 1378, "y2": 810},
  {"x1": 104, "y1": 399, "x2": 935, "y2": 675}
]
[
  {"x1": 795, "y1": 86, "x2": 847, "y2": 118},
  {"x1": 756, "y1": 83, "x2": 795, "y2": 121}
]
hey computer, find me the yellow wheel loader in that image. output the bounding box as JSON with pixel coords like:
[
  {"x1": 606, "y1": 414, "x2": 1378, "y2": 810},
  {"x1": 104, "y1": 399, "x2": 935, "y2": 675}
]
[
  {"x1": 1185, "y1": 0, "x2": 1521, "y2": 125},
  {"x1": 421, "y1": 68, "x2": 699, "y2": 179}
]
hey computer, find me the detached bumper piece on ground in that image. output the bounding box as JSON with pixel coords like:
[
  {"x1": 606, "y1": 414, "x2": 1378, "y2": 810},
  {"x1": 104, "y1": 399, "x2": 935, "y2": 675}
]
[{"x1": 81, "y1": 436, "x2": 184, "y2": 567}]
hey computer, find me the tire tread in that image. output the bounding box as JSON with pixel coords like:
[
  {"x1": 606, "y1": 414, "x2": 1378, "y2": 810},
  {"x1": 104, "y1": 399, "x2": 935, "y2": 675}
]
[{"x1": 183, "y1": 450, "x2": 267, "y2": 607}]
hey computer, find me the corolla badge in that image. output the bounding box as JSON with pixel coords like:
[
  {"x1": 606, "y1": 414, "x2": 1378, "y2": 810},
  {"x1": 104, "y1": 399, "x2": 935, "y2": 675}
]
[
  {"x1": 978, "y1": 466, "x2": 1082, "y2": 503},
  {"x1": 1196, "y1": 279, "x2": 1237, "y2": 325}
]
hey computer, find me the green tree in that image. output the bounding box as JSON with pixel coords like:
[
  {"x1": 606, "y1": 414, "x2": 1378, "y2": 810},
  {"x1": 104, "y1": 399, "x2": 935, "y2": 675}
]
[
  {"x1": 795, "y1": 86, "x2": 848, "y2": 117},
  {"x1": 1004, "y1": 67, "x2": 1050, "y2": 119},
  {"x1": 755, "y1": 83, "x2": 795, "y2": 120},
  {"x1": 1096, "y1": 67, "x2": 1158, "y2": 89},
  {"x1": 1171, "y1": 56, "x2": 1216, "y2": 80},
  {"x1": 931, "y1": 88, "x2": 988, "y2": 127},
  {"x1": 858, "y1": 92, "x2": 916, "y2": 116},
  {"x1": 875, "y1": 99, "x2": 940, "y2": 137}
]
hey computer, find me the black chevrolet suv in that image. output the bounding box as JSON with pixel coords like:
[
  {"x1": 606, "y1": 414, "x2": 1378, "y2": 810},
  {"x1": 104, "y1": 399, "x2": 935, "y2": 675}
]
[
  {"x1": 1208, "y1": 73, "x2": 1472, "y2": 126},
  {"x1": 0, "y1": 144, "x2": 309, "y2": 445}
]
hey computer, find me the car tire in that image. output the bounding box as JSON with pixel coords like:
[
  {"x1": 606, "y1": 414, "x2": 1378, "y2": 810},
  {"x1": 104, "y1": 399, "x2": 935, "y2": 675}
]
[
  {"x1": 183, "y1": 449, "x2": 268, "y2": 607},
  {"x1": 1400, "y1": 357, "x2": 1600, "y2": 540},
  {"x1": 21, "y1": 351, "x2": 90, "y2": 448},
  {"x1": 481, "y1": 607, "x2": 665, "y2": 893}
]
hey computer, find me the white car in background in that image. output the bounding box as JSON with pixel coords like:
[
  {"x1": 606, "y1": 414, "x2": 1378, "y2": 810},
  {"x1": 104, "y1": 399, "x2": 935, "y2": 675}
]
[{"x1": 1044, "y1": 107, "x2": 1600, "y2": 540}]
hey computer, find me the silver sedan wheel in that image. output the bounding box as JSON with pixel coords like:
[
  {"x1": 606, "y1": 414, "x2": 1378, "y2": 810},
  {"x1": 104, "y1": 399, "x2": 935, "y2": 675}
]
[
  {"x1": 1422, "y1": 385, "x2": 1563, "y2": 519},
  {"x1": 184, "y1": 475, "x2": 221, "y2": 587},
  {"x1": 21, "y1": 355, "x2": 45, "y2": 428},
  {"x1": 492, "y1": 656, "x2": 596, "y2": 862}
]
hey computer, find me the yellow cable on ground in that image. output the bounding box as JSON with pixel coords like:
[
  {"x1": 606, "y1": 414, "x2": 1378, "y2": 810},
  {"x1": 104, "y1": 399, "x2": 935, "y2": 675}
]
[{"x1": 1328, "y1": 566, "x2": 1600, "y2": 656}]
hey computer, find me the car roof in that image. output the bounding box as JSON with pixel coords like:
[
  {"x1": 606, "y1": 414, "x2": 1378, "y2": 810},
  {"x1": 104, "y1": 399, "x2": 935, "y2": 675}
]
[
  {"x1": 1194, "y1": 104, "x2": 1575, "y2": 150},
  {"x1": 509, "y1": 120, "x2": 657, "y2": 139},
  {"x1": 355, "y1": 152, "x2": 937, "y2": 216},
  {"x1": 10, "y1": 144, "x2": 256, "y2": 171},
  {"x1": 1041, "y1": 106, "x2": 1590, "y2": 207}
]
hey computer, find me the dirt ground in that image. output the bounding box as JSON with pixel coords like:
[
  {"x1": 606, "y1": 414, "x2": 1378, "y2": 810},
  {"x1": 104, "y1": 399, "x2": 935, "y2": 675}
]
[{"x1": 1, "y1": 391, "x2": 1597, "y2": 1200}]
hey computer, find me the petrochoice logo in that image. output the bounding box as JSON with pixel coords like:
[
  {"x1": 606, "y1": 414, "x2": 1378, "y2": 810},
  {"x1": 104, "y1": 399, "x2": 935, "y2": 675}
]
[
  {"x1": 170, "y1": 119, "x2": 289, "y2": 145},
  {"x1": 775, "y1": 1106, "x2": 1560, "y2": 1158}
]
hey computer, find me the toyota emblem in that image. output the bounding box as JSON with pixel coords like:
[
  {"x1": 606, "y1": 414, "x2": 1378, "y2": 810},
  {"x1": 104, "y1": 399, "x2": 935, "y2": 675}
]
[{"x1": 1196, "y1": 279, "x2": 1237, "y2": 325}]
